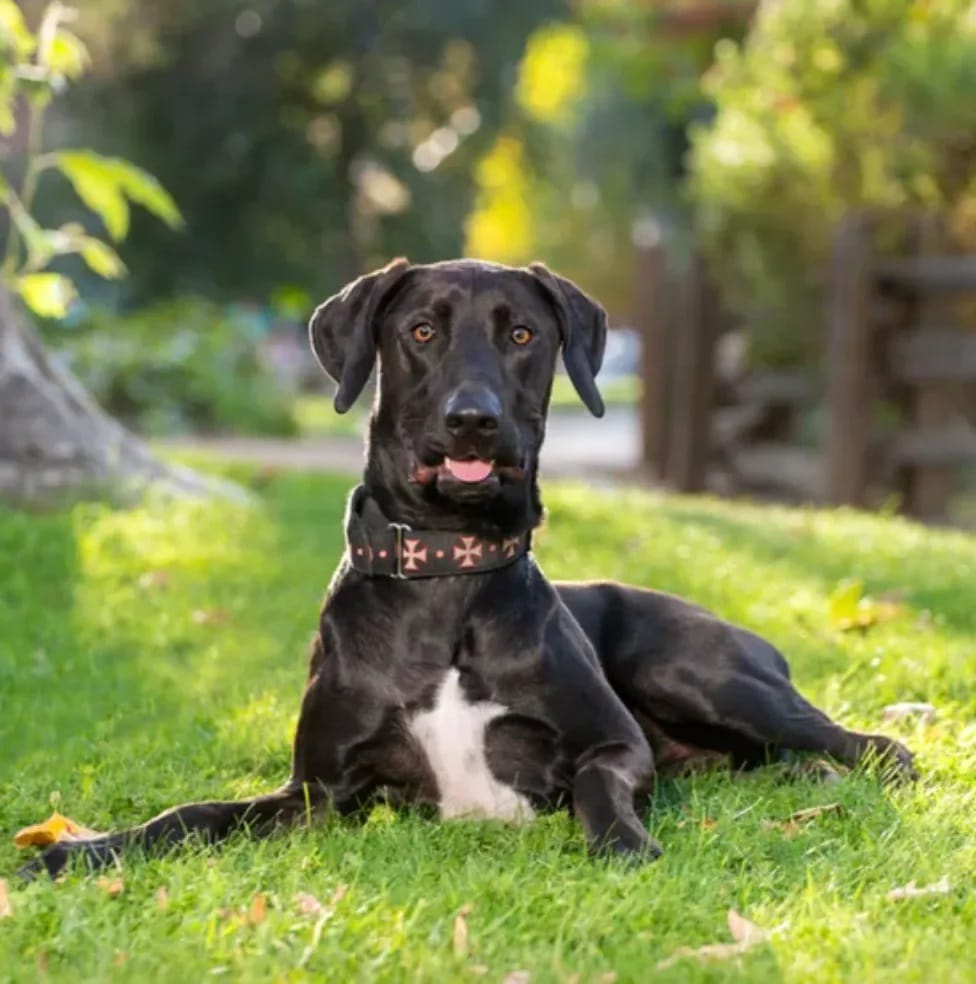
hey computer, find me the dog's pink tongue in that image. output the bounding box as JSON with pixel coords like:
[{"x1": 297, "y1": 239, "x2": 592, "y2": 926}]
[{"x1": 443, "y1": 458, "x2": 493, "y2": 483}]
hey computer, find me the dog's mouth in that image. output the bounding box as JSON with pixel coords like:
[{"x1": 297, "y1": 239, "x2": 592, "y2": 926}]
[{"x1": 411, "y1": 456, "x2": 526, "y2": 487}]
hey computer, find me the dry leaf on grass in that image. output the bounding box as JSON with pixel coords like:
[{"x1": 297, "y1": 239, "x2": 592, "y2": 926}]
[
  {"x1": 657, "y1": 909, "x2": 781, "y2": 969},
  {"x1": 294, "y1": 884, "x2": 347, "y2": 919},
  {"x1": 881, "y1": 702, "x2": 937, "y2": 725},
  {"x1": 192, "y1": 608, "x2": 230, "y2": 626},
  {"x1": 887, "y1": 877, "x2": 951, "y2": 901},
  {"x1": 0, "y1": 879, "x2": 12, "y2": 919},
  {"x1": 248, "y1": 893, "x2": 267, "y2": 925},
  {"x1": 828, "y1": 580, "x2": 902, "y2": 633},
  {"x1": 454, "y1": 903, "x2": 473, "y2": 957},
  {"x1": 295, "y1": 885, "x2": 349, "y2": 970},
  {"x1": 761, "y1": 802, "x2": 844, "y2": 837},
  {"x1": 597, "y1": 973, "x2": 618, "y2": 983},
  {"x1": 96, "y1": 876, "x2": 124, "y2": 897},
  {"x1": 13, "y1": 811, "x2": 103, "y2": 849},
  {"x1": 113, "y1": 951, "x2": 128, "y2": 967},
  {"x1": 502, "y1": 972, "x2": 531, "y2": 984},
  {"x1": 155, "y1": 886, "x2": 169, "y2": 910}
]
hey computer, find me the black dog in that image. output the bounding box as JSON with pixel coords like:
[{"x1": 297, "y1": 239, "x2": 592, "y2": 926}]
[{"x1": 18, "y1": 259, "x2": 915, "y2": 879}]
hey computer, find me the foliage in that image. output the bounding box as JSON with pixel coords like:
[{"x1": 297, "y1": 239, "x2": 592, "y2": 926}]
[
  {"x1": 47, "y1": 299, "x2": 297, "y2": 436},
  {"x1": 2, "y1": 470, "x2": 976, "y2": 978},
  {"x1": 465, "y1": 6, "x2": 743, "y2": 314},
  {"x1": 688, "y1": 0, "x2": 976, "y2": 366},
  {"x1": 58, "y1": 0, "x2": 561, "y2": 304},
  {"x1": 0, "y1": 1, "x2": 180, "y2": 318}
]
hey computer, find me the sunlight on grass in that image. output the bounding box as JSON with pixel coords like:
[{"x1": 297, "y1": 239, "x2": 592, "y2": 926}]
[{"x1": 1, "y1": 471, "x2": 975, "y2": 982}]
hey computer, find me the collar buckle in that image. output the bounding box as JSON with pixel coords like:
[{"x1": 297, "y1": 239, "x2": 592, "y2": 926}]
[{"x1": 389, "y1": 523, "x2": 411, "y2": 579}]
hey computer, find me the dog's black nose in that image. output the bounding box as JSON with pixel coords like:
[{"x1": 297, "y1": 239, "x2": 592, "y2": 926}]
[{"x1": 443, "y1": 387, "x2": 502, "y2": 439}]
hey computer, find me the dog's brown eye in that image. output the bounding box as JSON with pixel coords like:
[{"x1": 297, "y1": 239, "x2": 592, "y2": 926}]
[
  {"x1": 511, "y1": 326, "x2": 533, "y2": 346},
  {"x1": 412, "y1": 323, "x2": 435, "y2": 343}
]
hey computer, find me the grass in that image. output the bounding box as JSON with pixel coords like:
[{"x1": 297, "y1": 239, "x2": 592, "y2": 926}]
[
  {"x1": 1, "y1": 467, "x2": 975, "y2": 983},
  {"x1": 292, "y1": 376, "x2": 640, "y2": 437}
]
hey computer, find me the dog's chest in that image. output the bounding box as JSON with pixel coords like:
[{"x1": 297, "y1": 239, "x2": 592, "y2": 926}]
[{"x1": 408, "y1": 668, "x2": 534, "y2": 823}]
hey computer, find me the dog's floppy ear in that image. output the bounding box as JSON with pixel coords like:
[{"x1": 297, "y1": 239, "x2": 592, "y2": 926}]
[
  {"x1": 308, "y1": 258, "x2": 410, "y2": 413},
  {"x1": 528, "y1": 262, "x2": 607, "y2": 418}
]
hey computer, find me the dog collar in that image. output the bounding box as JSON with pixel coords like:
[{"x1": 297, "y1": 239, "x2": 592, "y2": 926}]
[{"x1": 343, "y1": 486, "x2": 530, "y2": 579}]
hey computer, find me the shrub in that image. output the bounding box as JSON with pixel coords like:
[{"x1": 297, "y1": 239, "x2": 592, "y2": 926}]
[
  {"x1": 46, "y1": 299, "x2": 298, "y2": 437},
  {"x1": 688, "y1": 0, "x2": 976, "y2": 367}
]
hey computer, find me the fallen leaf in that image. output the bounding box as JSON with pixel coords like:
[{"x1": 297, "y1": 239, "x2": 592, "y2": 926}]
[
  {"x1": 597, "y1": 973, "x2": 618, "y2": 984},
  {"x1": 155, "y1": 886, "x2": 169, "y2": 910},
  {"x1": 828, "y1": 579, "x2": 902, "y2": 633},
  {"x1": 295, "y1": 891, "x2": 325, "y2": 916},
  {"x1": 503, "y1": 973, "x2": 531, "y2": 984},
  {"x1": 296, "y1": 885, "x2": 349, "y2": 969},
  {"x1": 454, "y1": 903, "x2": 473, "y2": 957},
  {"x1": 727, "y1": 909, "x2": 769, "y2": 945},
  {"x1": 96, "y1": 876, "x2": 124, "y2": 897},
  {"x1": 192, "y1": 608, "x2": 230, "y2": 626},
  {"x1": 882, "y1": 702, "x2": 936, "y2": 725},
  {"x1": 295, "y1": 883, "x2": 347, "y2": 919},
  {"x1": 137, "y1": 570, "x2": 170, "y2": 590},
  {"x1": 248, "y1": 893, "x2": 267, "y2": 925},
  {"x1": 468, "y1": 966, "x2": 488, "y2": 977},
  {"x1": 701, "y1": 817, "x2": 718, "y2": 830},
  {"x1": 37, "y1": 950, "x2": 48, "y2": 975},
  {"x1": 13, "y1": 811, "x2": 103, "y2": 848},
  {"x1": 0, "y1": 879, "x2": 12, "y2": 919},
  {"x1": 114, "y1": 951, "x2": 128, "y2": 967},
  {"x1": 761, "y1": 802, "x2": 843, "y2": 836},
  {"x1": 887, "y1": 877, "x2": 951, "y2": 901},
  {"x1": 657, "y1": 909, "x2": 780, "y2": 969}
]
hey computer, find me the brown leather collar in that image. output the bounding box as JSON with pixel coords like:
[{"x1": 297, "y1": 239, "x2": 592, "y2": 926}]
[{"x1": 344, "y1": 486, "x2": 530, "y2": 579}]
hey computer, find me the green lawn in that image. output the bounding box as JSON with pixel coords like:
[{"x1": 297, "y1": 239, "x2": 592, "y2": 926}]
[{"x1": 1, "y1": 468, "x2": 975, "y2": 982}]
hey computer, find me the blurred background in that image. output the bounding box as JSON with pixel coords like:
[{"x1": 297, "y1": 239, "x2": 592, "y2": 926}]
[{"x1": 3, "y1": 0, "x2": 976, "y2": 522}]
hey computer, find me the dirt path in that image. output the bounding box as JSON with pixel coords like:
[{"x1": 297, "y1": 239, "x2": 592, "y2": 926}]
[{"x1": 156, "y1": 408, "x2": 642, "y2": 479}]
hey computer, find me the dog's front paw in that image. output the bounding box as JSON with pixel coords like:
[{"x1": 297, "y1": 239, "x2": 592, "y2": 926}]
[
  {"x1": 867, "y1": 735, "x2": 918, "y2": 783},
  {"x1": 592, "y1": 824, "x2": 663, "y2": 864},
  {"x1": 15, "y1": 843, "x2": 71, "y2": 882}
]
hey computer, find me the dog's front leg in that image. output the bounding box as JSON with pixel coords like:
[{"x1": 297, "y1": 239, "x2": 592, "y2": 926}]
[
  {"x1": 572, "y1": 738, "x2": 661, "y2": 861},
  {"x1": 16, "y1": 784, "x2": 320, "y2": 882},
  {"x1": 539, "y1": 611, "x2": 661, "y2": 861}
]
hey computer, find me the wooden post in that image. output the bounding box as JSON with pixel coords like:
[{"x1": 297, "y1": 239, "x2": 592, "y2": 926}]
[
  {"x1": 904, "y1": 215, "x2": 956, "y2": 519},
  {"x1": 825, "y1": 214, "x2": 875, "y2": 507},
  {"x1": 666, "y1": 251, "x2": 719, "y2": 492},
  {"x1": 634, "y1": 241, "x2": 669, "y2": 479}
]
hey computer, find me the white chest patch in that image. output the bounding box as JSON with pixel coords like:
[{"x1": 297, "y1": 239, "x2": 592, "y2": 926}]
[{"x1": 408, "y1": 668, "x2": 534, "y2": 823}]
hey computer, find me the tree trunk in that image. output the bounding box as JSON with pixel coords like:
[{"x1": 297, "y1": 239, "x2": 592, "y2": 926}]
[{"x1": 0, "y1": 287, "x2": 248, "y2": 508}]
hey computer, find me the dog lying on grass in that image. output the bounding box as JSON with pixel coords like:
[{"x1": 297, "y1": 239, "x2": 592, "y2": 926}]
[{"x1": 17, "y1": 259, "x2": 916, "y2": 880}]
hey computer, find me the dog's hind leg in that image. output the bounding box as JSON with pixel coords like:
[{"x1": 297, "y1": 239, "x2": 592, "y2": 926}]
[
  {"x1": 16, "y1": 782, "x2": 324, "y2": 882},
  {"x1": 622, "y1": 638, "x2": 917, "y2": 781}
]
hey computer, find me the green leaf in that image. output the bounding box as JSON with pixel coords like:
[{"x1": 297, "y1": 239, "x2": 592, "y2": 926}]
[
  {"x1": 78, "y1": 236, "x2": 126, "y2": 279},
  {"x1": 55, "y1": 150, "x2": 183, "y2": 240},
  {"x1": 47, "y1": 29, "x2": 89, "y2": 80},
  {"x1": 56, "y1": 151, "x2": 130, "y2": 240},
  {"x1": 0, "y1": 0, "x2": 36, "y2": 61},
  {"x1": 15, "y1": 272, "x2": 76, "y2": 318},
  {"x1": 107, "y1": 158, "x2": 183, "y2": 229}
]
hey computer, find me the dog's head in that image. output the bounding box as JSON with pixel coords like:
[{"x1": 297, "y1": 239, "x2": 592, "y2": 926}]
[{"x1": 309, "y1": 258, "x2": 607, "y2": 530}]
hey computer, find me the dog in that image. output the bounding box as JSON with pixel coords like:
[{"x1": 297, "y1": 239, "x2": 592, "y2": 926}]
[{"x1": 18, "y1": 258, "x2": 916, "y2": 879}]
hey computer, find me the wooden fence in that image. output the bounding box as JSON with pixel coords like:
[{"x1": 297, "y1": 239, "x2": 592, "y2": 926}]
[
  {"x1": 826, "y1": 214, "x2": 976, "y2": 519},
  {"x1": 637, "y1": 215, "x2": 976, "y2": 521}
]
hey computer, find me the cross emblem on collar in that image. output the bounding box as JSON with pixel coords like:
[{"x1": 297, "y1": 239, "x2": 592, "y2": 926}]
[
  {"x1": 453, "y1": 536, "x2": 483, "y2": 569},
  {"x1": 502, "y1": 535, "x2": 521, "y2": 558},
  {"x1": 401, "y1": 537, "x2": 428, "y2": 572}
]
